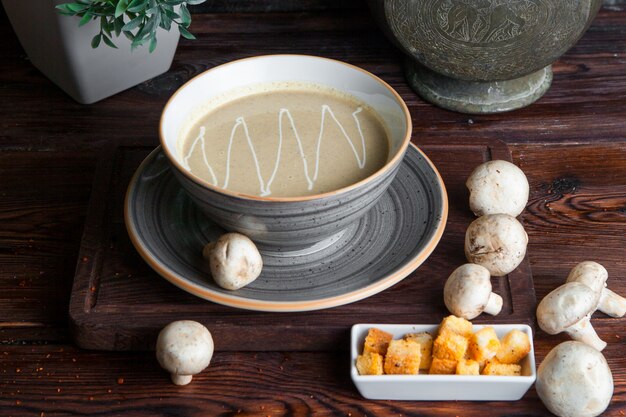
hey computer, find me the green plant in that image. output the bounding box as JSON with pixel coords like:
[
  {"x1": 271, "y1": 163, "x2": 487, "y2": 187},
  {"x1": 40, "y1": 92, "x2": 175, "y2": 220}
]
[{"x1": 56, "y1": 0, "x2": 206, "y2": 53}]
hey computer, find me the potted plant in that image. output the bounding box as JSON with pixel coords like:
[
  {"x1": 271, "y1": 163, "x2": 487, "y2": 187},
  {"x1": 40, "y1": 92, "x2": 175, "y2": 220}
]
[{"x1": 1, "y1": 0, "x2": 205, "y2": 104}]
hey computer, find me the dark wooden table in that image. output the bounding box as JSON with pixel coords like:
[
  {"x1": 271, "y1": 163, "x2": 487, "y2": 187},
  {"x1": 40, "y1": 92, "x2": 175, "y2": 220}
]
[{"x1": 1, "y1": 4, "x2": 625, "y2": 416}]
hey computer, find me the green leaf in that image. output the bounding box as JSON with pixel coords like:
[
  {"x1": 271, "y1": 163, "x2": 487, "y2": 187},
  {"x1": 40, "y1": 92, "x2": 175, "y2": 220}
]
[
  {"x1": 134, "y1": 22, "x2": 148, "y2": 39},
  {"x1": 160, "y1": 14, "x2": 172, "y2": 31},
  {"x1": 139, "y1": 14, "x2": 158, "y2": 37},
  {"x1": 131, "y1": 35, "x2": 149, "y2": 50},
  {"x1": 65, "y1": 2, "x2": 90, "y2": 13},
  {"x1": 57, "y1": 10, "x2": 76, "y2": 16},
  {"x1": 122, "y1": 15, "x2": 143, "y2": 31},
  {"x1": 55, "y1": 4, "x2": 77, "y2": 16},
  {"x1": 101, "y1": 16, "x2": 113, "y2": 36},
  {"x1": 127, "y1": 0, "x2": 148, "y2": 13},
  {"x1": 78, "y1": 12, "x2": 93, "y2": 26},
  {"x1": 162, "y1": 8, "x2": 180, "y2": 20},
  {"x1": 113, "y1": 15, "x2": 124, "y2": 36},
  {"x1": 123, "y1": 30, "x2": 135, "y2": 41},
  {"x1": 102, "y1": 34, "x2": 118, "y2": 49},
  {"x1": 60, "y1": 0, "x2": 203, "y2": 50},
  {"x1": 114, "y1": 0, "x2": 128, "y2": 18},
  {"x1": 178, "y1": 25, "x2": 195, "y2": 40},
  {"x1": 153, "y1": 10, "x2": 162, "y2": 28},
  {"x1": 149, "y1": 36, "x2": 157, "y2": 53},
  {"x1": 91, "y1": 33, "x2": 102, "y2": 48},
  {"x1": 179, "y1": 4, "x2": 190, "y2": 26}
]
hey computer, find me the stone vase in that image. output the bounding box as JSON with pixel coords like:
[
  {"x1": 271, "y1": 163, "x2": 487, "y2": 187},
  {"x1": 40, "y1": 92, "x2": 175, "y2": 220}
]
[{"x1": 369, "y1": 0, "x2": 602, "y2": 114}]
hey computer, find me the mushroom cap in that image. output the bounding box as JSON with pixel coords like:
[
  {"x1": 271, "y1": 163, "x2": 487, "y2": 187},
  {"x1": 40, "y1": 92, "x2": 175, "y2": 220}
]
[
  {"x1": 464, "y1": 214, "x2": 528, "y2": 276},
  {"x1": 466, "y1": 160, "x2": 529, "y2": 217},
  {"x1": 536, "y1": 282, "x2": 597, "y2": 334},
  {"x1": 536, "y1": 341, "x2": 613, "y2": 417},
  {"x1": 156, "y1": 320, "x2": 214, "y2": 376},
  {"x1": 206, "y1": 233, "x2": 263, "y2": 290},
  {"x1": 566, "y1": 261, "x2": 608, "y2": 300},
  {"x1": 444, "y1": 263, "x2": 492, "y2": 320}
]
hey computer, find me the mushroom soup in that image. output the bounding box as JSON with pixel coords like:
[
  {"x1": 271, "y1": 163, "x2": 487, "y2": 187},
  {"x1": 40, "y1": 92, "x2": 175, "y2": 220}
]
[{"x1": 179, "y1": 83, "x2": 390, "y2": 197}]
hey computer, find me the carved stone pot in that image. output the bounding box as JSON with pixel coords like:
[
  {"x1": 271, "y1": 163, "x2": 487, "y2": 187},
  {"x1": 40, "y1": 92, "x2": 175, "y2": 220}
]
[{"x1": 369, "y1": 0, "x2": 602, "y2": 113}]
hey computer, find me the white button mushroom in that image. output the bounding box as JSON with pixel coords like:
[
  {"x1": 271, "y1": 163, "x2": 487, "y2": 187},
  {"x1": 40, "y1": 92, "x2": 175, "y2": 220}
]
[
  {"x1": 566, "y1": 261, "x2": 626, "y2": 318},
  {"x1": 464, "y1": 214, "x2": 528, "y2": 276},
  {"x1": 536, "y1": 282, "x2": 607, "y2": 351},
  {"x1": 466, "y1": 160, "x2": 529, "y2": 217},
  {"x1": 203, "y1": 233, "x2": 263, "y2": 290},
  {"x1": 536, "y1": 341, "x2": 613, "y2": 417},
  {"x1": 443, "y1": 263, "x2": 503, "y2": 320},
  {"x1": 156, "y1": 320, "x2": 214, "y2": 385}
]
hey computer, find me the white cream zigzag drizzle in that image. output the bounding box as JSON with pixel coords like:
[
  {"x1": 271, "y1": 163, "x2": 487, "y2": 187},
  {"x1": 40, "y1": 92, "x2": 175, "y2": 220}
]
[{"x1": 183, "y1": 105, "x2": 366, "y2": 196}]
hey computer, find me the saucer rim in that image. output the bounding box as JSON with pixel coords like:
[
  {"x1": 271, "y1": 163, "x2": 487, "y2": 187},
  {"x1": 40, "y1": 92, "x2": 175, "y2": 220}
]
[{"x1": 124, "y1": 142, "x2": 448, "y2": 312}]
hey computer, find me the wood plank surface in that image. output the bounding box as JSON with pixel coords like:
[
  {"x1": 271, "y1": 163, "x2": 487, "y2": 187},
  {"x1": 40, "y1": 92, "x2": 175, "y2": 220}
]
[
  {"x1": 0, "y1": 2, "x2": 625, "y2": 416},
  {"x1": 514, "y1": 143, "x2": 626, "y2": 302},
  {"x1": 190, "y1": 0, "x2": 360, "y2": 13},
  {"x1": 0, "y1": 152, "x2": 95, "y2": 344},
  {"x1": 1, "y1": 7, "x2": 626, "y2": 150},
  {"x1": 0, "y1": 337, "x2": 624, "y2": 417}
]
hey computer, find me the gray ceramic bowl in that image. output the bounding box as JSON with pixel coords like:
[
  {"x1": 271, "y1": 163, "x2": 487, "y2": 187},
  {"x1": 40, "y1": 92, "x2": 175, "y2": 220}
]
[{"x1": 160, "y1": 55, "x2": 412, "y2": 250}]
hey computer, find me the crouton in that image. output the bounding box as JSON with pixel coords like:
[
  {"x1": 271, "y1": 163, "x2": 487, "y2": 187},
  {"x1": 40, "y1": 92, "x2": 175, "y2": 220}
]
[
  {"x1": 356, "y1": 351, "x2": 383, "y2": 375},
  {"x1": 482, "y1": 361, "x2": 521, "y2": 376},
  {"x1": 404, "y1": 332, "x2": 433, "y2": 370},
  {"x1": 438, "y1": 315, "x2": 473, "y2": 337},
  {"x1": 429, "y1": 357, "x2": 458, "y2": 375},
  {"x1": 468, "y1": 327, "x2": 501, "y2": 363},
  {"x1": 433, "y1": 331, "x2": 468, "y2": 361},
  {"x1": 496, "y1": 329, "x2": 531, "y2": 364},
  {"x1": 383, "y1": 339, "x2": 421, "y2": 375},
  {"x1": 456, "y1": 359, "x2": 480, "y2": 375},
  {"x1": 363, "y1": 328, "x2": 393, "y2": 356}
]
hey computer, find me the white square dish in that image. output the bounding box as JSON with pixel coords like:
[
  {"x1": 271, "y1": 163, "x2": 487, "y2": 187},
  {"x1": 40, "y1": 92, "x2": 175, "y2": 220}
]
[{"x1": 351, "y1": 323, "x2": 536, "y2": 401}]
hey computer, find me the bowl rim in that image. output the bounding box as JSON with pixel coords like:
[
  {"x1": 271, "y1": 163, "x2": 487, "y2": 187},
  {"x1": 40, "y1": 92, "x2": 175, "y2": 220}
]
[{"x1": 159, "y1": 54, "x2": 413, "y2": 203}]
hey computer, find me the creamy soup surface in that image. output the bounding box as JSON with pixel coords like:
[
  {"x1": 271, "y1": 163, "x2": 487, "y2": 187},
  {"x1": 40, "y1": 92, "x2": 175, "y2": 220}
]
[{"x1": 180, "y1": 84, "x2": 390, "y2": 197}]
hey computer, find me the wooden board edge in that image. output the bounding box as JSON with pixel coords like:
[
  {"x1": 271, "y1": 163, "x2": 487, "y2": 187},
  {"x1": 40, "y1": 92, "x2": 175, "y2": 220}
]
[{"x1": 68, "y1": 142, "x2": 119, "y2": 349}]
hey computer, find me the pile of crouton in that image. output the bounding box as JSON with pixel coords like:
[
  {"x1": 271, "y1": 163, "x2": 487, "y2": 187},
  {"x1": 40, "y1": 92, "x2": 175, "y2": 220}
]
[{"x1": 356, "y1": 315, "x2": 531, "y2": 376}]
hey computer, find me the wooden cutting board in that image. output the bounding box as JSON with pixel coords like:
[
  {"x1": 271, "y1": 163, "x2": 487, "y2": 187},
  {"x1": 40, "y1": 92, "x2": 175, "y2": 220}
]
[{"x1": 69, "y1": 137, "x2": 536, "y2": 351}]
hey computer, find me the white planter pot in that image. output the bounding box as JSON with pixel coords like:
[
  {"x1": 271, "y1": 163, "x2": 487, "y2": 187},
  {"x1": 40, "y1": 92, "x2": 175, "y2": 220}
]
[{"x1": 2, "y1": 0, "x2": 180, "y2": 104}]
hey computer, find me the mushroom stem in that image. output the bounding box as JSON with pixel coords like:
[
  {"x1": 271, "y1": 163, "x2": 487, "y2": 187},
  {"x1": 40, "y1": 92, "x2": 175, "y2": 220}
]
[
  {"x1": 598, "y1": 288, "x2": 626, "y2": 317},
  {"x1": 565, "y1": 317, "x2": 607, "y2": 351},
  {"x1": 171, "y1": 374, "x2": 193, "y2": 386},
  {"x1": 483, "y1": 292, "x2": 503, "y2": 316}
]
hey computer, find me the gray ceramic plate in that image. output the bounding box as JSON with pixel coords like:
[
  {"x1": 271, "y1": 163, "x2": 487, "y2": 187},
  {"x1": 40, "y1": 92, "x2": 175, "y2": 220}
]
[{"x1": 125, "y1": 144, "x2": 447, "y2": 312}]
